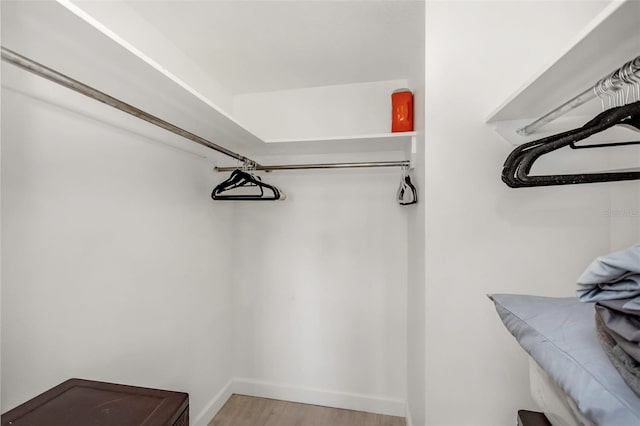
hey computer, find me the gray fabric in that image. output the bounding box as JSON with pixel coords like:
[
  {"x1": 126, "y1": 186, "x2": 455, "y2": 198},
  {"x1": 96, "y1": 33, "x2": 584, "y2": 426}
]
[
  {"x1": 599, "y1": 298, "x2": 640, "y2": 317},
  {"x1": 576, "y1": 244, "x2": 640, "y2": 308},
  {"x1": 596, "y1": 301, "x2": 640, "y2": 363},
  {"x1": 489, "y1": 293, "x2": 640, "y2": 425},
  {"x1": 595, "y1": 309, "x2": 640, "y2": 397}
]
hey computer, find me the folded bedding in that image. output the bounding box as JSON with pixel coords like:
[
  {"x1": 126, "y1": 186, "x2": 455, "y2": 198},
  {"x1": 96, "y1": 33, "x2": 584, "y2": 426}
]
[
  {"x1": 577, "y1": 244, "x2": 640, "y2": 308},
  {"x1": 596, "y1": 299, "x2": 640, "y2": 362},
  {"x1": 595, "y1": 307, "x2": 640, "y2": 397},
  {"x1": 489, "y1": 294, "x2": 640, "y2": 425},
  {"x1": 489, "y1": 244, "x2": 640, "y2": 424},
  {"x1": 573, "y1": 244, "x2": 640, "y2": 402}
]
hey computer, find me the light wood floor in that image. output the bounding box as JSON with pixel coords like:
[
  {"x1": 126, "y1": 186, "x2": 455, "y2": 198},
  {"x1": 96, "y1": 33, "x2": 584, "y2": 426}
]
[{"x1": 208, "y1": 394, "x2": 406, "y2": 426}]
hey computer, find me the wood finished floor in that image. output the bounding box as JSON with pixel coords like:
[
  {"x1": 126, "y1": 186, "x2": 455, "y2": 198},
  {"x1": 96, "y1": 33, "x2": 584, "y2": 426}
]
[{"x1": 208, "y1": 394, "x2": 406, "y2": 426}]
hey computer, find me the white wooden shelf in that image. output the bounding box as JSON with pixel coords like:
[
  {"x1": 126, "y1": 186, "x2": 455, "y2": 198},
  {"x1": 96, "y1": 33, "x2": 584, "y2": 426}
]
[
  {"x1": 2, "y1": 1, "x2": 267, "y2": 162},
  {"x1": 2, "y1": 1, "x2": 414, "y2": 164},
  {"x1": 260, "y1": 132, "x2": 416, "y2": 155},
  {"x1": 487, "y1": 0, "x2": 640, "y2": 145}
]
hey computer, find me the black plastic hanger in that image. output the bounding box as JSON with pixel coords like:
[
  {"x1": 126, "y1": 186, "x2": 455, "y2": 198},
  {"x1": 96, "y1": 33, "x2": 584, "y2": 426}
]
[
  {"x1": 502, "y1": 101, "x2": 640, "y2": 188},
  {"x1": 397, "y1": 166, "x2": 418, "y2": 205},
  {"x1": 211, "y1": 169, "x2": 281, "y2": 200}
]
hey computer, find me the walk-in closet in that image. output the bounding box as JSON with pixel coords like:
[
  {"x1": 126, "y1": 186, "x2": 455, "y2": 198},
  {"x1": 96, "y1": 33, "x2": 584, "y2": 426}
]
[{"x1": 1, "y1": 1, "x2": 639, "y2": 426}]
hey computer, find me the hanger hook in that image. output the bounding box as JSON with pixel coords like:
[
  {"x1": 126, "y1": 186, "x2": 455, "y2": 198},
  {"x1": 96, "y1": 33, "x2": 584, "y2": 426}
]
[
  {"x1": 242, "y1": 159, "x2": 257, "y2": 173},
  {"x1": 628, "y1": 59, "x2": 640, "y2": 103},
  {"x1": 594, "y1": 78, "x2": 604, "y2": 111},
  {"x1": 621, "y1": 60, "x2": 633, "y2": 105},
  {"x1": 604, "y1": 71, "x2": 617, "y2": 109}
]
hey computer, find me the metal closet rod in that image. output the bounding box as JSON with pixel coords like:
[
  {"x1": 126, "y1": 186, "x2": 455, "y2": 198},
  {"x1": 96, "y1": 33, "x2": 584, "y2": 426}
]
[
  {"x1": 1, "y1": 46, "x2": 253, "y2": 164},
  {"x1": 1, "y1": 46, "x2": 410, "y2": 173},
  {"x1": 215, "y1": 160, "x2": 410, "y2": 172},
  {"x1": 517, "y1": 55, "x2": 640, "y2": 136}
]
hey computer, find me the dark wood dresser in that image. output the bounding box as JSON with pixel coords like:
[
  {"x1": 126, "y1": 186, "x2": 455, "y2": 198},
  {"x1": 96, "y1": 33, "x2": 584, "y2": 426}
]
[
  {"x1": 1, "y1": 378, "x2": 189, "y2": 426},
  {"x1": 517, "y1": 410, "x2": 552, "y2": 426}
]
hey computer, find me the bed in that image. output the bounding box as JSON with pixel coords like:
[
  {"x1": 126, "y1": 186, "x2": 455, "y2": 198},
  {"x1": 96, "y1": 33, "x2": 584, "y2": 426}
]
[{"x1": 490, "y1": 294, "x2": 640, "y2": 425}]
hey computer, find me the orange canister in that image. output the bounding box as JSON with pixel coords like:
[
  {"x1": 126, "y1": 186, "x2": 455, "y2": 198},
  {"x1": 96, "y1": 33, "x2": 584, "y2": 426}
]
[{"x1": 391, "y1": 89, "x2": 413, "y2": 132}]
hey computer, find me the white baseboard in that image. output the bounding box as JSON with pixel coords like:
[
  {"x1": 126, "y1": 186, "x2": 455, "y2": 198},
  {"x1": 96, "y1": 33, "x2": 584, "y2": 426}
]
[
  {"x1": 231, "y1": 377, "x2": 406, "y2": 418},
  {"x1": 405, "y1": 402, "x2": 414, "y2": 426},
  {"x1": 192, "y1": 378, "x2": 234, "y2": 426},
  {"x1": 192, "y1": 377, "x2": 407, "y2": 424}
]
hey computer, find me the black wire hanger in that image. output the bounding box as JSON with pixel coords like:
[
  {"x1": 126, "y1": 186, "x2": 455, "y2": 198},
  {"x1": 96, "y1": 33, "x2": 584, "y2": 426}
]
[{"x1": 502, "y1": 100, "x2": 640, "y2": 188}]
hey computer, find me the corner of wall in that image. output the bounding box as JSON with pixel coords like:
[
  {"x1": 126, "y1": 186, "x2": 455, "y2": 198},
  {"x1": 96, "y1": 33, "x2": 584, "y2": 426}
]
[
  {"x1": 192, "y1": 379, "x2": 234, "y2": 426},
  {"x1": 405, "y1": 402, "x2": 414, "y2": 426}
]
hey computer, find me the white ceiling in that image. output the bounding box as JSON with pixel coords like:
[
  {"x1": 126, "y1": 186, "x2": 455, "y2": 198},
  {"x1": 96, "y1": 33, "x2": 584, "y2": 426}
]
[{"x1": 124, "y1": 1, "x2": 424, "y2": 94}]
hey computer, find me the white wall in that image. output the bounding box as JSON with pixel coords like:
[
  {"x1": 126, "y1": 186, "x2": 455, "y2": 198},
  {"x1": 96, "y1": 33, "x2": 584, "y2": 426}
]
[
  {"x1": 222, "y1": 166, "x2": 409, "y2": 415},
  {"x1": 1, "y1": 66, "x2": 234, "y2": 421},
  {"x1": 406, "y1": 1, "x2": 426, "y2": 424},
  {"x1": 233, "y1": 79, "x2": 409, "y2": 141},
  {"x1": 424, "y1": 2, "x2": 617, "y2": 425},
  {"x1": 608, "y1": 149, "x2": 640, "y2": 250},
  {"x1": 406, "y1": 114, "x2": 425, "y2": 426}
]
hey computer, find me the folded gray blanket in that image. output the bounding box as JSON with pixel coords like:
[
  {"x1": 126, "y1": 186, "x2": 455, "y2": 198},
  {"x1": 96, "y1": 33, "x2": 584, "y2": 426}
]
[
  {"x1": 596, "y1": 300, "x2": 640, "y2": 363},
  {"x1": 595, "y1": 308, "x2": 640, "y2": 397},
  {"x1": 577, "y1": 244, "x2": 640, "y2": 310}
]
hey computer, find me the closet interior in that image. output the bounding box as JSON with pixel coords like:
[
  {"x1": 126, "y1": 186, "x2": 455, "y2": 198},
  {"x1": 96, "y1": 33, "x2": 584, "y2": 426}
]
[
  {"x1": 485, "y1": 1, "x2": 640, "y2": 424},
  {"x1": 4, "y1": 1, "x2": 638, "y2": 425},
  {"x1": 1, "y1": 1, "x2": 424, "y2": 425}
]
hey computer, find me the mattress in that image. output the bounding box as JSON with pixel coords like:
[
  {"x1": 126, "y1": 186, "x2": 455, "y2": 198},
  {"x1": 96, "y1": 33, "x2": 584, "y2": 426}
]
[{"x1": 528, "y1": 356, "x2": 595, "y2": 426}]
